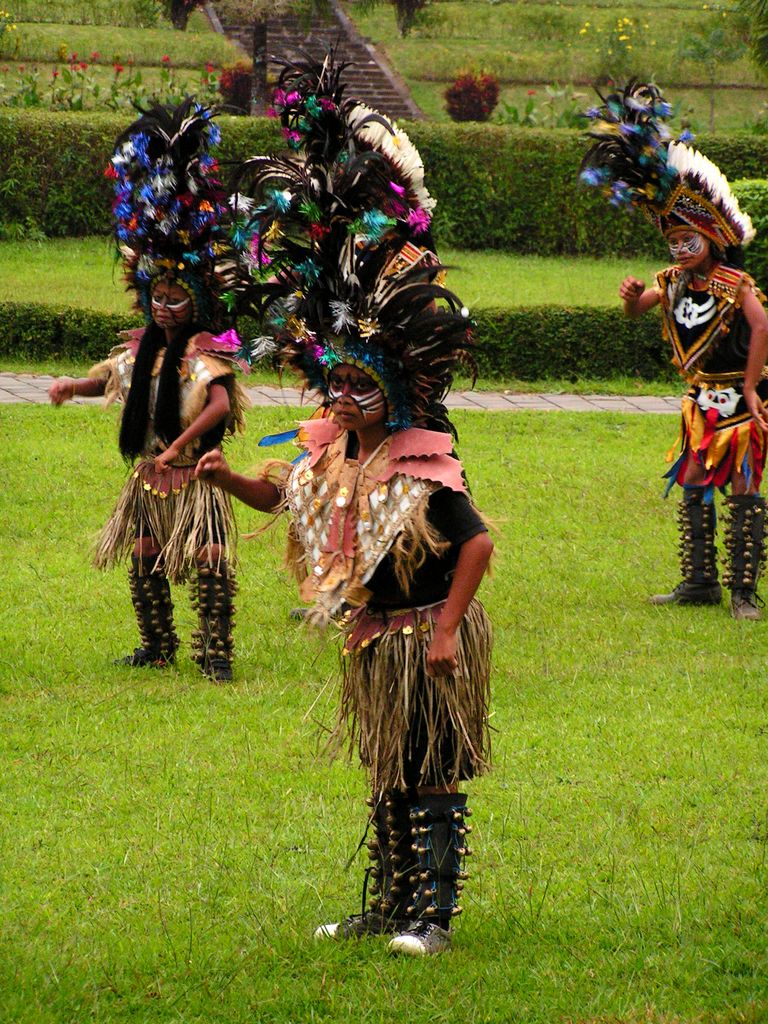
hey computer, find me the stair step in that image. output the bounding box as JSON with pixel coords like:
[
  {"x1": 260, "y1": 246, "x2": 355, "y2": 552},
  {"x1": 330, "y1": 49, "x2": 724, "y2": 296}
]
[{"x1": 211, "y1": 0, "x2": 421, "y2": 121}]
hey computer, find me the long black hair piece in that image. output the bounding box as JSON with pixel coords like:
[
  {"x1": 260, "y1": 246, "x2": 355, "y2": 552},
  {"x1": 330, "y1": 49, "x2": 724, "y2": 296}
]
[{"x1": 119, "y1": 322, "x2": 200, "y2": 460}]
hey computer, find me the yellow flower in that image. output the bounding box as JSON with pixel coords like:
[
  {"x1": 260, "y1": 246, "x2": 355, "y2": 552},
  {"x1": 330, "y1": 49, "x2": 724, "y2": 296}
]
[
  {"x1": 619, "y1": 34, "x2": 629, "y2": 41},
  {"x1": 579, "y1": 27, "x2": 587, "y2": 34}
]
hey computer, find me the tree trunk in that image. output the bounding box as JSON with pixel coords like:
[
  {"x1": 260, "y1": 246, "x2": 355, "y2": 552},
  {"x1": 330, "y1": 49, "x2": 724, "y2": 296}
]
[
  {"x1": 170, "y1": 0, "x2": 191, "y2": 30},
  {"x1": 251, "y1": 14, "x2": 269, "y2": 115},
  {"x1": 709, "y1": 75, "x2": 716, "y2": 133}
]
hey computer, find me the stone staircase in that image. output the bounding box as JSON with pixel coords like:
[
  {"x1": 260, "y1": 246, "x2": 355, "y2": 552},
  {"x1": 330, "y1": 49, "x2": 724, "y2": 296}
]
[{"x1": 210, "y1": 1, "x2": 422, "y2": 122}]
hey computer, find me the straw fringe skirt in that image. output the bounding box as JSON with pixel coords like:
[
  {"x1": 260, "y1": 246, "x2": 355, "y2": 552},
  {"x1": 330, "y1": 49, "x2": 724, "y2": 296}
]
[
  {"x1": 334, "y1": 598, "x2": 492, "y2": 794},
  {"x1": 93, "y1": 461, "x2": 235, "y2": 583}
]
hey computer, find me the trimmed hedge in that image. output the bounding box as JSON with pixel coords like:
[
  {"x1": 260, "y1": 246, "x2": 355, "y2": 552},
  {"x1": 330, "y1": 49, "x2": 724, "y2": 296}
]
[
  {"x1": 0, "y1": 301, "x2": 674, "y2": 382},
  {"x1": 734, "y1": 179, "x2": 768, "y2": 292},
  {"x1": 0, "y1": 111, "x2": 283, "y2": 241},
  {"x1": 0, "y1": 303, "x2": 142, "y2": 363},
  {"x1": 472, "y1": 306, "x2": 673, "y2": 381},
  {"x1": 3, "y1": 109, "x2": 768, "y2": 259}
]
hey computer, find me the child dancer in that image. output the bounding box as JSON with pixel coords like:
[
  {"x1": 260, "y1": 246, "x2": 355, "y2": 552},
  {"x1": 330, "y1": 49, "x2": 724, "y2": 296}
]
[
  {"x1": 49, "y1": 101, "x2": 249, "y2": 678},
  {"x1": 581, "y1": 82, "x2": 768, "y2": 619},
  {"x1": 199, "y1": 55, "x2": 494, "y2": 953}
]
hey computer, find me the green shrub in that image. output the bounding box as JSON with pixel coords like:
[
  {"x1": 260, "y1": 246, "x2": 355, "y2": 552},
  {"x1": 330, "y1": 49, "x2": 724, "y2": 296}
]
[
  {"x1": 733, "y1": 179, "x2": 768, "y2": 292},
  {"x1": 0, "y1": 302, "x2": 141, "y2": 362},
  {"x1": 0, "y1": 110, "x2": 282, "y2": 239},
  {"x1": 0, "y1": 301, "x2": 673, "y2": 382},
  {"x1": 472, "y1": 306, "x2": 671, "y2": 381},
  {"x1": 2, "y1": 110, "x2": 765, "y2": 260}
]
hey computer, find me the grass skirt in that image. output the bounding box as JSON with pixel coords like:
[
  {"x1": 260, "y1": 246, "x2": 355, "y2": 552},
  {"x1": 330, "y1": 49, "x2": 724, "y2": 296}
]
[
  {"x1": 93, "y1": 461, "x2": 235, "y2": 583},
  {"x1": 334, "y1": 598, "x2": 492, "y2": 794}
]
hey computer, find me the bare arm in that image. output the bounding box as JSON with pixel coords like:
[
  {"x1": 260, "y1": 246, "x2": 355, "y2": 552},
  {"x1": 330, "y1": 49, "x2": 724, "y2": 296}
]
[
  {"x1": 195, "y1": 448, "x2": 282, "y2": 512},
  {"x1": 426, "y1": 530, "x2": 494, "y2": 677},
  {"x1": 741, "y1": 287, "x2": 768, "y2": 434},
  {"x1": 154, "y1": 381, "x2": 231, "y2": 471},
  {"x1": 619, "y1": 275, "x2": 660, "y2": 318},
  {"x1": 49, "y1": 376, "x2": 106, "y2": 405}
]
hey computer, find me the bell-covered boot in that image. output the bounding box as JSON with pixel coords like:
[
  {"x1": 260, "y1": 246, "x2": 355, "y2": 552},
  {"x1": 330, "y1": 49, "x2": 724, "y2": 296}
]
[
  {"x1": 116, "y1": 556, "x2": 179, "y2": 667},
  {"x1": 388, "y1": 793, "x2": 473, "y2": 956},
  {"x1": 191, "y1": 563, "x2": 236, "y2": 682},
  {"x1": 650, "y1": 489, "x2": 721, "y2": 606},
  {"x1": 314, "y1": 790, "x2": 417, "y2": 940},
  {"x1": 723, "y1": 494, "x2": 766, "y2": 620}
]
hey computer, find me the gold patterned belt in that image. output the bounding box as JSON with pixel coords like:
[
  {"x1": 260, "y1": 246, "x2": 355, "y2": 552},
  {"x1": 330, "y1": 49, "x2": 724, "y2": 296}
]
[
  {"x1": 341, "y1": 601, "x2": 445, "y2": 654},
  {"x1": 689, "y1": 368, "x2": 768, "y2": 385},
  {"x1": 132, "y1": 459, "x2": 198, "y2": 499}
]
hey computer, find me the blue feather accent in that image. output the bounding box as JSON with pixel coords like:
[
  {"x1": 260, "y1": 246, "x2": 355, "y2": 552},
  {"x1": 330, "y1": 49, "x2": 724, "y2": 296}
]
[
  {"x1": 662, "y1": 451, "x2": 686, "y2": 497},
  {"x1": 258, "y1": 429, "x2": 300, "y2": 447}
]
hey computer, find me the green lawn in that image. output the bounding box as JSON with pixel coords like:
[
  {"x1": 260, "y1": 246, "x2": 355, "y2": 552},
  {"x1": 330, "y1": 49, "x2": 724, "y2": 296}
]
[
  {"x1": 351, "y1": 0, "x2": 759, "y2": 86},
  {"x1": 2, "y1": 404, "x2": 768, "y2": 1022},
  {"x1": 350, "y1": 0, "x2": 766, "y2": 131},
  {"x1": 412, "y1": 80, "x2": 768, "y2": 134},
  {"x1": 5, "y1": 18, "x2": 240, "y2": 68},
  {"x1": 11, "y1": 0, "x2": 193, "y2": 26},
  {"x1": 0, "y1": 239, "x2": 664, "y2": 313}
]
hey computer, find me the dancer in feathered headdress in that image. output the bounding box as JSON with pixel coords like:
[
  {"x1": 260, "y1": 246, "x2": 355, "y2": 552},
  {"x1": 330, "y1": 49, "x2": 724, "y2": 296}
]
[
  {"x1": 49, "y1": 99, "x2": 250, "y2": 681},
  {"x1": 581, "y1": 80, "x2": 768, "y2": 620},
  {"x1": 197, "y1": 54, "x2": 493, "y2": 956}
]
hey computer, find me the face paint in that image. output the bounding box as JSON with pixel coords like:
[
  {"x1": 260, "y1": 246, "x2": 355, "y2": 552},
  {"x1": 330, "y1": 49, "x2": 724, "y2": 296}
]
[
  {"x1": 151, "y1": 295, "x2": 191, "y2": 312},
  {"x1": 328, "y1": 369, "x2": 386, "y2": 421},
  {"x1": 151, "y1": 284, "x2": 192, "y2": 328},
  {"x1": 668, "y1": 232, "x2": 706, "y2": 259}
]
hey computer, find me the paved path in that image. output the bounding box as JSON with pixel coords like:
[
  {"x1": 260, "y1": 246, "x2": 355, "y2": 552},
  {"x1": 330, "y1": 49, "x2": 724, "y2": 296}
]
[{"x1": 0, "y1": 372, "x2": 681, "y2": 414}]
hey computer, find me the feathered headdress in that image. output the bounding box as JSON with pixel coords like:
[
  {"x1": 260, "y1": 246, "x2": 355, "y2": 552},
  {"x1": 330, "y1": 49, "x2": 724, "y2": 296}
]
[
  {"x1": 580, "y1": 80, "x2": 754, "y2": 249},
  {"x1": 266, "y1": 237, "x2": 473, "y2": 433},
  {"x1": 105, "y1": 98, "x2": 232, "y2": 326},
  {"x1": 228, "y1": 51, "x2": 473, "y2": 433},
  {"x1": 269, "y1": 49, "x2": 436, "y2": 231}
]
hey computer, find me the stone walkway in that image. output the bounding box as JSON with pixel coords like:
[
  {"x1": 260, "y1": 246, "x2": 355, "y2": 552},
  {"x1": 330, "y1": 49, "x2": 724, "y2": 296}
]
[{"x1": 0, "y1": 372, "x2": 681, "y2": 414}]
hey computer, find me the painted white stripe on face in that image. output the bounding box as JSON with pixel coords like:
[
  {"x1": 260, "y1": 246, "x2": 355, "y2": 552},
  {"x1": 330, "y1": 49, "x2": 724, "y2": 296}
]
[{"x1": 668, "y1": 233, "x2": 705, "y2": 258}]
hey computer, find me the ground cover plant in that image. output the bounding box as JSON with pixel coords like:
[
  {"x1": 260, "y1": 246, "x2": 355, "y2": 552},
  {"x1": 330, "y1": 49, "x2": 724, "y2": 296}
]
[
  {"x1": 349, "y1": 0, "x2": 768, "y2": 130},
  {"x1": 3, "y1": 17, "x2": 237, "y2": 67},
  {"x1": 0, "y1": 238, "x2": 664, "y2": 312},
  {"x1": 11, "y1": 0, "x2": 173, "y2": 25},
  {"x1": 2, "y1": 404, "x2": 768, "y2": 1022},
  {"x1": 410, "y1": 80, "x2": 768, "y2": 134},
  {"x1": 0, "y1": 4, "x2": 242, "y2": 109}
]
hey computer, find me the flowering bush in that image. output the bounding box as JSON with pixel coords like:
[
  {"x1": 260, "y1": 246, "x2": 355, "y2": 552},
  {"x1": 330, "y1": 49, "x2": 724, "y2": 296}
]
[
  {"x1": 0, "y1": 55, "x2": 219, "y2": 110},
  {"x1": 0, "y1": 9, "x2": 18, "y2": 60},
  {"x1": 218, "y1": 61, "x2": 252, "y2": 114},
  {"x1": 578, "y1": 15, "x2": 653, "y2": 79},
  {"x1": 496, "y1": 85, "x2": 587, "y2": 129},
  {"x1": 444, "y1": 70, "x2": 499, "y2": 122}
]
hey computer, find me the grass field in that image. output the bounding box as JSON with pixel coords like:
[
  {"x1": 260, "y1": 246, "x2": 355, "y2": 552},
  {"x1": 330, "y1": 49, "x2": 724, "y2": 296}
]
[
  {"x1": 11, "y1": 0, "x2": 198, "y2": 26},
  {"x1": 411, "y1": 80, "x2": 768, "y2": 133},
  {"x1": 350, "y1": 0, "x2": 768, "y2": 130},
  {"x1": 0, "y1": 239, "x2": 664, "y2": 313},
  {"x1": 350, "y1": 0, "x2": 759, "y2": 85},
  {"x1": 3, "y1": 17, "x2": 240, "y2": 69},
  {"x1": 2, "y1": 404, "x2": 768, "y2": 1022}
]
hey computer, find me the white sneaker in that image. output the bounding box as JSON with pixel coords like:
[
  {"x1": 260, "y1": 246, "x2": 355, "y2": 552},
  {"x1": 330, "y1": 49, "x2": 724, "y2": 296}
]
[
  {"x1": 388, "y1": 921, "x2": 452, "y2": 956},
  {"x1": 314, "y1": 912, "x2": 409, "y2": 940}
]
